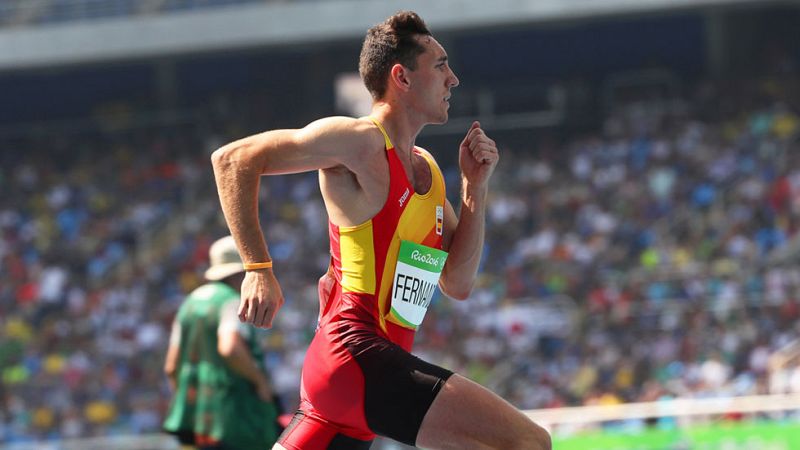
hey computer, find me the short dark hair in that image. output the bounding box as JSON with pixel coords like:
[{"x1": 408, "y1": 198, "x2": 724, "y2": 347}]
[{"x1": 359, "y1": 11, "x2": 432, "y2": 100}]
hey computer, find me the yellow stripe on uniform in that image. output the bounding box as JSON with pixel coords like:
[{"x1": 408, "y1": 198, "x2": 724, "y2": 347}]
[{"x1": 338, "y1": 221, "x2": 376, "y2": 294}]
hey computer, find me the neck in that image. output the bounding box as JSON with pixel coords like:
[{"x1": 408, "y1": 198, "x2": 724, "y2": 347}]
[{"x1": 369, "y1": 102, "x2": 424, "y2": 158}]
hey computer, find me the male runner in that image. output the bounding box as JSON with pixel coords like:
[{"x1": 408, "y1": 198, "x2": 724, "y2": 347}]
[{"x1": 212, "y1": 10, "x2": 551, "y2": 450}]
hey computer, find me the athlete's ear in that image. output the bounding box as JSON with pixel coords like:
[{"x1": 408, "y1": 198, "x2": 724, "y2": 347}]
[{"x1": 389, "y1": 64, "x2": 412, "y2": 92}]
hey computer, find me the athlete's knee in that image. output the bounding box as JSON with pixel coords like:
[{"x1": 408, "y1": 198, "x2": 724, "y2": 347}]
[
  {"x1": 528, "y1": 422, "x2": 552, "y2": 450},
  {"x1": 510, "y1": 420, "x2": 550, "y2": 450}
]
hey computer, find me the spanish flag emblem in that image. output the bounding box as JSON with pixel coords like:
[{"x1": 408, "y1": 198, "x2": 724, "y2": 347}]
[{"x1": 435, "y1": 205, "x2": 444, "y2": 236}]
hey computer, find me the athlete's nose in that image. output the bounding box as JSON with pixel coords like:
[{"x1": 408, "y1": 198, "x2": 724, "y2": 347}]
[{"x1": 448, "y1": 67, "x2": 459, "y2": 88}]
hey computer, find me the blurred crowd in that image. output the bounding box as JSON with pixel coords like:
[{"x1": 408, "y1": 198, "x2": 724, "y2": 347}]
[
  {"x1": 419, "y1": 76, "x2": 800, "y2": 417},
  {"x1": 1, "y1": 74, "x2": 800, "y2": 443}
]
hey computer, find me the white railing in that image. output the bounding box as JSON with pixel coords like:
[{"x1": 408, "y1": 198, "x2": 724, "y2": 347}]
[
  {"x1": 3, "y1": 394, "x2": 798, "y2": 450},
  {"x1": 527, "y1": 393, "x2": 800, "y2": 449},
  {"x1": 0, "y1": 434, "x2": 179, "y2": 450},
  {"x1": 525, "y1": 393, "x2": 800, "y2": 426}
]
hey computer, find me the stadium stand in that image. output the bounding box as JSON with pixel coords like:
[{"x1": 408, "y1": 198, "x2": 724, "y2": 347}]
[
  {"x1": 0, "y1": 0, "x2": 275, "y2": 27},
  {"x1": 2, "y1": 71, "x2": 798, "y2": 445}
]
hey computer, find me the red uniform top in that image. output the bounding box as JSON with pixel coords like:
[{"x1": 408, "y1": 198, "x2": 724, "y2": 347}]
[
  {"x1": 291, "y1": 118, "x2": 450, "y2": 445},
  {"x1": 320, "y1": 117, "x2": 447, "y2": 350}
]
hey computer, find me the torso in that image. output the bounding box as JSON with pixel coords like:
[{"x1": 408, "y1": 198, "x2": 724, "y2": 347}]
[
  {"x1": 295, "y1": 117, "x2": 448, "y2": 440},
  {"x1": 318, "y1": 118, "x2": 431, "y2": 228},
  {"x1": 318, "y1": 116, "x2": 447, "y2": 344}
]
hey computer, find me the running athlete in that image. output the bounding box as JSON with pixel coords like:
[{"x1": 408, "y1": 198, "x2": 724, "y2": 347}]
[{"x1": 211, "y1": 11, "x2": 551, "y2": 450}]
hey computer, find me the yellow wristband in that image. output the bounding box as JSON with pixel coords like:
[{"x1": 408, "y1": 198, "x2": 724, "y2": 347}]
[{"x1": 243, "y1": 261, "x2": 273, "y2": 271}]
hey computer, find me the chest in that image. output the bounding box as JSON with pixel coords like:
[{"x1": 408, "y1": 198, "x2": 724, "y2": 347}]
[
  {"x1": 398, "y1": 152, "x2": 432, "y2": 195},
  {"x1": 320, "y1": 148, "x2": 438, "y2": 228},
  {"x1": 353, "y1": 149, "x2": 432, "y2": 195}
]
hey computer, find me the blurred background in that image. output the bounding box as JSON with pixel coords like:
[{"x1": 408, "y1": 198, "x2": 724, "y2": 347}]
[{"x1": 1, "y1": 0, "x2": 799, "y2": 449}]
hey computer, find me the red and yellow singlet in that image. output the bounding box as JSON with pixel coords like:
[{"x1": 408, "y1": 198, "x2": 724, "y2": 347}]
[
  {"x1": 325, "y1": 117, "x2": 446, "y2": 349},
  {"x1": 278, "y1": 118, "x2": 454, "y2": 449}
]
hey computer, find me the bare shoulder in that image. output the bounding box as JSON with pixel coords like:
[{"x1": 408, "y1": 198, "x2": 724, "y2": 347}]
[
  {"x1": 302, "y1": 116, "x2": 384, "y2": 167},
  {"x1": 316, "y1": 117, "x2": 391, "y2": 226},
  {"x1": 300, "y1": 116, "x2": 382, "y2": 150},
  {"x1": 302, "y1": 115, "x2": 367, "y2": 133}
]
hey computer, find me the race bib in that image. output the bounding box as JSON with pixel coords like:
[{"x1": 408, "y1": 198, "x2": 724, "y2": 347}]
[{"x1": 389, "y1": 240, "x2": 448, "y2": 329}]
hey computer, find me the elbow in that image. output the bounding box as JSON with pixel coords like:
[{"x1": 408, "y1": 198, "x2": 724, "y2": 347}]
[
  {"x1": 164, "y1": 363, "x2": 176, "y2": 378},
  {"x1": 211, "y1": 139, "x2": 254, "y2": 173},
  {"x1": 448, "y1": 289, "x2": 472, "y2": 301},
  {"x1": 218, "y1": 340, "x2": 236, "y2": 358},
  {"x1": 440, "y1": 282, "x2": 473, "y2": 301},
  {"x1": 439, "y1": 270, "x2": 474, "y2": 300},
  {"x1": 210, "y1": 144, "x2": 235, "y2": 172},
  {"x1": 218, "y1": 333, "x2": 243, "y2": 359}
]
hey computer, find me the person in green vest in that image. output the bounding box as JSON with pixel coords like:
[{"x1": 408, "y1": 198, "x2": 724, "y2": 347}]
[{"x1": 163, "y1": 235, "x2": 279, "y2": 449}]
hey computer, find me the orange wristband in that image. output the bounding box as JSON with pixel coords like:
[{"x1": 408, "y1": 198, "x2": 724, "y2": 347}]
[{"x1": 243, "y1": 261, "x2": 273, "y2": 271}]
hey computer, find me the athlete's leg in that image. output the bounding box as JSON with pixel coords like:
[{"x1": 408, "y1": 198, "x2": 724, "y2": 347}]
[
  {"x1": 415, "y1": 374, "x2": 551, "y2": 450},
  {"x1": 275, "y1": 411, "x2": 373, "y2": 450},
  {"x1": 274, "y1": 433, "x2": 373, "y2": 450}
]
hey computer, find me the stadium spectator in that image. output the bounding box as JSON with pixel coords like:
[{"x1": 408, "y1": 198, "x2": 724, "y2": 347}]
[{"x1": 162, "y1": 236, "x2": 280, "y2": 449}]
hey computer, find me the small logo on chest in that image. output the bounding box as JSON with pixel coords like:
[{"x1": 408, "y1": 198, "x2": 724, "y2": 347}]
[
  {"x1": 436, "y1": 205, "x2": 444, "y2": 235},
  {"x1": 398, "y1": 187, "x2": 410, "y2": 207}
]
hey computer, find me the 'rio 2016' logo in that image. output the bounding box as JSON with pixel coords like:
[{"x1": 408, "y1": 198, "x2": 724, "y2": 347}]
[{"x1": 410, "y1": 249, "x2": 442, "y2": 268}]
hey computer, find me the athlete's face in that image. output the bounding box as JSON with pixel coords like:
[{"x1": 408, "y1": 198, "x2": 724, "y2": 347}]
[{"x1": 407, "y1": 36, "x2": 459, "y2": 124}]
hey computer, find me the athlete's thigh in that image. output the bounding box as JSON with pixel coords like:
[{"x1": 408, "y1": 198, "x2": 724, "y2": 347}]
[
  {"x1": 350, "y1": 333, "x2": 453, "y2": 446},
  {"x1": 415, "y1": 374, "x2": 546, "y2": 450}
]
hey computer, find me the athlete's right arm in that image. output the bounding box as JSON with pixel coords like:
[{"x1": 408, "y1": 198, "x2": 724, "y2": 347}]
[
  {"x1": 218, "y1": 302, "x2": 272, "y2": 401},
  {"x1": 164, "y1": 320, "x2": 180, "y2": 391},
  {"x1": 211, "y1": 116, "x2": 371, "y2": 329}
]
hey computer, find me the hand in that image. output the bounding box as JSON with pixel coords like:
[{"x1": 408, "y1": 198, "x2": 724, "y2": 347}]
[
  {"x1": 458, "y1": 121, "x2": 499, "y2": 187},
  {"x1": 238, "y1": 269, "x2": 284, "y2": 329}
]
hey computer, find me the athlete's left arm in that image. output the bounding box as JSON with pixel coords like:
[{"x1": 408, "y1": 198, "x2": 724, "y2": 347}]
[{"x1": 438, "y1": 121, "x2": 498, "y2": 300}]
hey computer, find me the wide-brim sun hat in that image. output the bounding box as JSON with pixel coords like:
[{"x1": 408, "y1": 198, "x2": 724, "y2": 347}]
[{"x1": 204, "y1": 235, "x2": 244, "y2": 281}]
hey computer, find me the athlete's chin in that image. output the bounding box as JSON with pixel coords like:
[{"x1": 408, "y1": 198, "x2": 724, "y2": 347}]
[
  {"x1": 422, "y1": 108, "x2": 449, "y2": 125},
  {"x1": 432, "y1": 112, "x2": 449, "y2": 125}
]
